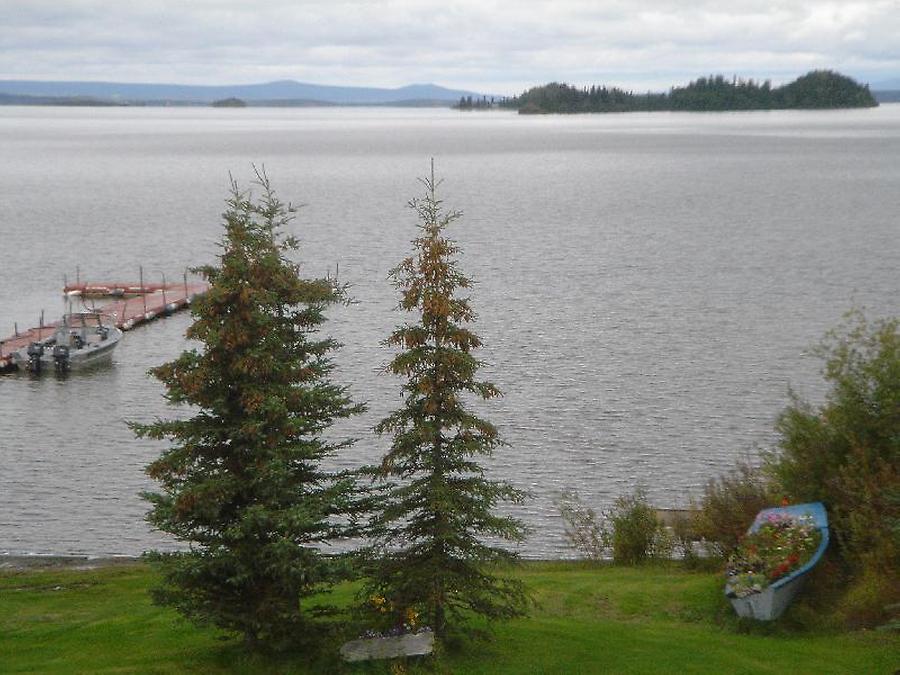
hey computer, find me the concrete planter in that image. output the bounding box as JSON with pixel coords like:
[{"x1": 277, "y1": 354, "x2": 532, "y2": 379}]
[{"x1": 340, "y1": 630, "x2": 434, "y2": 662}]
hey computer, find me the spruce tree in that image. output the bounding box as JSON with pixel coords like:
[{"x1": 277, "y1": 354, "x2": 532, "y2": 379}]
[
  {"x1": 133, "y1": 170, "x2": 364, "y2": 649},
  {"x1": 367, "y1": 163, "x2": 529, "y2": 638}
]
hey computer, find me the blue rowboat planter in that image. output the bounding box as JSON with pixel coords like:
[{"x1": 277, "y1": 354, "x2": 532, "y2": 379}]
[{"x1": 725, "y1": 502, "x2": 829, "y2": 621}]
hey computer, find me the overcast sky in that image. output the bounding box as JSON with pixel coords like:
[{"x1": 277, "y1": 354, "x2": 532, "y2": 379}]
[{"x1": 2, "y1": 1, "x2": 898, "y2": 93}]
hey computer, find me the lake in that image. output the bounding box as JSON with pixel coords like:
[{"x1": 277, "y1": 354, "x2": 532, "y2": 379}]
[{"x1": 1, "y1": 105, "x2": 898, "y2": 558}]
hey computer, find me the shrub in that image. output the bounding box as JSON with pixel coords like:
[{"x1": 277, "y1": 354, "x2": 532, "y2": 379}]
[
  {"x1": 668, "y1": 511, "x2": 702, "y2": 568},
  {"x1": 837, "y1": 569, "x2": 900, "y2": 629},
  {"x1": 770, "y1": 311, "x2": 899, "y2": 577},
  {"x1": 558, "y1": 489, "x2": 672, "y2": 564},
  {"x1": 691, "y1": 459, "x2": 779, "y2": 559},
  {"x1": 557, "y1": 490, "x2": 605, "y2": 561},
  {"x1": 607, "y1": 490, "x2": 673, "y2": 565},
  {"x1": 765, "y1": 311, "x2": 899, "y2": 626}
]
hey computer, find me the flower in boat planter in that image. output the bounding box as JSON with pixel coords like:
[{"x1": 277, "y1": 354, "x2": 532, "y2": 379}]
[{"x1": 726, "y1": 513, "x2": 821, "y2": 598}]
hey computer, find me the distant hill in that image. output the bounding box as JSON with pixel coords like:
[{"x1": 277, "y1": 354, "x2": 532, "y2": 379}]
[
  {"x1": 0, "y1": 79, "x2": 485, "y2": 106},
  {"x1": 874, "y1": 90, "x2": 900, "y2": 103},
  {"x1": 872, "y1": 77, "x2": 900, "y2": 91},
  {"x1": 775, "y1": 70, "x2": 877, "y2": 108},
  {"x1": 503, "y1": 70, "x2": 877, "y2": 114}
]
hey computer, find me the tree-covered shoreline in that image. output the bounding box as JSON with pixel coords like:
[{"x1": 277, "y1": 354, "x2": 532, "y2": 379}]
[{"x1": 502, "y1": 70, "x2": 878, "y2": 114}]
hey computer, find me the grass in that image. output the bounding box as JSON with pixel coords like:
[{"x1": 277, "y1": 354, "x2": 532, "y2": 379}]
[{"x1": 1, "y1": 561, "x2": 897, "y2": 674}]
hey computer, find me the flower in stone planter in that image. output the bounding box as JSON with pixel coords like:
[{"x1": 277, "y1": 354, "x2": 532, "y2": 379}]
[
  {"x1": 370, "y1": 594, "x2": 392, "y2": 614},
  {"x1": 405, "y1": 607, "x2": 419, "y2": 630},
  {"x1": 360, "y1": 595, "x2": 430, "y2": 638},
  {"x1": 726, "y1": 513, "x2": 821, "y2": 598}
]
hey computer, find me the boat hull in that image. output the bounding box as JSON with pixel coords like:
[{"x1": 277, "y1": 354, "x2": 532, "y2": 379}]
[
  {"x1": 42, "y1": 336, "x2": 119, "y2": 369},
  {"x1": 729, "y1": 574, "x2": 807, "y2": 620},
  {"x1": 12, "y1": 317, "x2": 122, "y2": 374}
]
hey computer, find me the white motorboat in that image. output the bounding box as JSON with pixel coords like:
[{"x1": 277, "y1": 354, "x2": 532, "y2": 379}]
[{"x1": 14, "y1": 312, "x2": 122, "y2": 374}]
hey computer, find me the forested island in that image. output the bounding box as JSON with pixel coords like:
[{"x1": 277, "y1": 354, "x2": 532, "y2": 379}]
[
  {"x1": 211, "y1": 97, "x2": 246, "y2": 107},
  {"x1": 502, "y1": 70, "x2": 878, "y2": 114}
]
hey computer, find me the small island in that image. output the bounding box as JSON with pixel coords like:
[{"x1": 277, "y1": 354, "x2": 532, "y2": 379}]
[
  {"x1": 503, "y1": 70, "x2": 878, "y2": 114},
  {"x1": 211, "y1": 97, "x2": 246, "y2": 108}
]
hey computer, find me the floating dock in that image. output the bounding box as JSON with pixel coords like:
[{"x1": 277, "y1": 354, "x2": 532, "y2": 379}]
[
  {"x1": 63, "y1": 282, "x2": 175, "y2": 297},
  {"x1": 0, "y1": 280, "x2": 208, "y2": 373}
]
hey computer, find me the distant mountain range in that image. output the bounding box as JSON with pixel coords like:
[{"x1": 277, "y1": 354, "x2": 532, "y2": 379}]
[
  {"x1": 1, "y1": 76, "x2": 896, "y2": 108},
  {"x1": 872, "y1": 77, "x2": 900, "y2": 90},
  {"x1": 0, "y1": 79, "x2": 487, "y2": 106},
  {"x1": 871, "y1": 77, "x2": 900, "y2": 103},
  {"x1": 873, "y1": 90, "x2": 900, "y2": 103}
]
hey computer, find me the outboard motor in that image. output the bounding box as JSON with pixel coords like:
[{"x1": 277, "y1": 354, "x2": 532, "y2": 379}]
[
  {"x1": 26, "y1": 342, "x2": 44, "y2": 373},
  {"x1": 53, "y1": 344, "x2": 71, "y2": 373}
]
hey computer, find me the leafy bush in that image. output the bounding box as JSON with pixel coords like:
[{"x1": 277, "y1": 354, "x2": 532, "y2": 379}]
[
  {"x1": 667, "y1": 511, "x2": 703, "y2": 568},
  {"x1": 607, "y1": 491, "x2": 673, "y2": 565},
  {"x1": 770, "y1": 311, "x2": 899, "y2": 576},
  {"x1": 557, "y1": 490, "x2": 606, "y2": 561},
  {"x1": 768, "y1": 311, "x2": 899, "y2": 626},
  {"x1": 690, "y1": 460, "x2": 779, "y2": 559},
  {"x1": 557, "y1": 489, "x2": 672, "y2": 564}
]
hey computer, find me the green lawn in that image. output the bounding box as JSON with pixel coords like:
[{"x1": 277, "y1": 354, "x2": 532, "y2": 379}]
[{"x1": 1, "y1": 561, "x2": 896, "y2": 674}]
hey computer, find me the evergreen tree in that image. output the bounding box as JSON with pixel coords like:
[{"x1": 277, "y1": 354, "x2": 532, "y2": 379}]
[
  {"x1": 366, "y1": 162, "x2": 529, "y2": 638},
  {"x1": 133, "y1": 170, "x2": 364, "y2": 649}
]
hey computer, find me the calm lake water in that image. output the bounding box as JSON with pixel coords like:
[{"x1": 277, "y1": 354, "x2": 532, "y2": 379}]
[{"x1": 1, "y1": 105, "x2": 898, "y2": 558}]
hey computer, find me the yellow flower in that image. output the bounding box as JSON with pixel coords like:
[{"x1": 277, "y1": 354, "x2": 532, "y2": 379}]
[{"x1": 405, "y1": 607, "x2": 419, "y2": 627}]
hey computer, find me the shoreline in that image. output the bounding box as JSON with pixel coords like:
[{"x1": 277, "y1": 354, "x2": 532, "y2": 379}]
[
  {"x1": 0, "y1": 554, "x2": 599, "y2": 571},
  {"x1": 0, "y1": 554, "x2": 141, "y2": 571}
]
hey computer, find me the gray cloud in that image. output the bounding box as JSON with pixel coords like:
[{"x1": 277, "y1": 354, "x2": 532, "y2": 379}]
[{"x1": 1, "y1": 0, "x2": 898, "y2": 92}]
